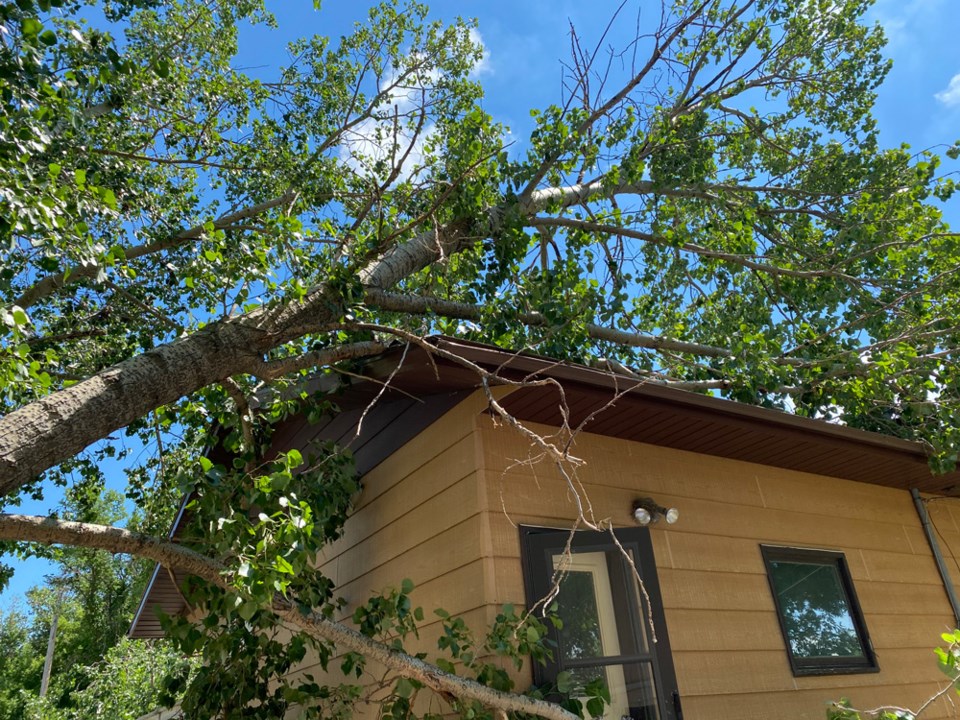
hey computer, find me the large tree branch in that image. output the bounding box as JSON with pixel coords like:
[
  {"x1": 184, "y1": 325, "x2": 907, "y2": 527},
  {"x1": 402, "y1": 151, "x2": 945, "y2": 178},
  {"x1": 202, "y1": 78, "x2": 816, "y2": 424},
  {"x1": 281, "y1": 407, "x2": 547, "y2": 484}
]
[
  {"x1": 0, "y1": 291, "x2": 385, "y2": 496},
  {"x1": 272, "y1": 604, "x2": 578, "y2": 720},
  {"x1": 0, "y1": 514, "x2": 580, "y2": 720},
  {"x1": 254, "y1": 341, "x2": 390, "y2": 381},
  {"x1": 0, "y1": 314, "x2": 271, "y2": 495},
  {"x1": 15, "y1": 192, "x2": 298, "y2": 309},
  {"x1": 532, "y1": 216, "x2": 860, "y2": 281},
  {"x1": 357, "y1": 218, "x2": 475, "y2": 291},
  {"x1": 363, "y1": 288, "x2": 732, "y2": 358},
  {"x1": 520, "y1": 176, "x2": 856, "y2": 216},
  {"x1": 0, "y1": 514, "x2": 228, "y2": 581}
]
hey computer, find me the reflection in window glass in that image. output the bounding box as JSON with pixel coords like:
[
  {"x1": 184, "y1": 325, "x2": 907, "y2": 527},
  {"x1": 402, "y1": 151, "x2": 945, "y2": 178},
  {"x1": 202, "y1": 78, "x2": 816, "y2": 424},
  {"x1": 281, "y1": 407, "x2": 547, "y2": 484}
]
[
  {"x1": 768, "y1": 561, "x2": 861, "y2": 658},
  {"x1": 761, "y1": 546, "x2": 877, "y2": 676},
  {"x1": 556, "y1": 569, "x2": 604, "y2": 659},
  {"x1": 550, "y1": 550, "x2": 659, "y2": 720},
  {"x1": 567, "y1": 663, "x2": 660, "y2": 720}
]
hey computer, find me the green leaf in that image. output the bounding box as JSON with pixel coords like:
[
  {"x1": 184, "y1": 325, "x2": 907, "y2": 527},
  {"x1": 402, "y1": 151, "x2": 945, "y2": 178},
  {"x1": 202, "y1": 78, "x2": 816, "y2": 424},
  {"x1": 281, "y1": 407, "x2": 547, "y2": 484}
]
[
  {"x1": 100, "y1": 187, "x2": 118, "y2": 210},
  {"x1": 11, "y1": 308, "x2": 29, "y2": 326},
  {"x1": 236, "y1": 601, "x2": 257, "y2": 621},
  {"x1": 586, "y1": 697, "x2": 605, "y2": 718},
  {"x1": 394, "y1": 677, "x2": 414, "y2": 699},
  {"x1": 21, "y1": 17, "x2": 42, "y2": 39}
]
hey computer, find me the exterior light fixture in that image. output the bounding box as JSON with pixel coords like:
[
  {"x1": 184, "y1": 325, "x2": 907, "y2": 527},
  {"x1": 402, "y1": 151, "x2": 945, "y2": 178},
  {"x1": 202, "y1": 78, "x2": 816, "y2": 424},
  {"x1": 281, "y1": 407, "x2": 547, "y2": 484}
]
[{"x1": 632, "y1": 497, "x2": 679, "y2": 526}]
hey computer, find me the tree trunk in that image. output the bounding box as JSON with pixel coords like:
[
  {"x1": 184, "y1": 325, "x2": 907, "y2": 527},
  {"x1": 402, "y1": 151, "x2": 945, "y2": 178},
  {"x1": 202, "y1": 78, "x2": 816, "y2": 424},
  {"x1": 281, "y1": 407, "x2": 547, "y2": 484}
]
[{"x1": 0, "y1": 317, "x2": 265, "y2": 495}]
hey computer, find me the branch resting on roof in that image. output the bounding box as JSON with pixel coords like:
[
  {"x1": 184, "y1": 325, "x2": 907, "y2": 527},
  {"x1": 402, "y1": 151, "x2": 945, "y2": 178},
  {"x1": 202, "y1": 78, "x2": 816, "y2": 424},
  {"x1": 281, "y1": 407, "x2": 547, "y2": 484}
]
[{"x1": 364, "y1": 288, "x2": 733, "y2": 358}]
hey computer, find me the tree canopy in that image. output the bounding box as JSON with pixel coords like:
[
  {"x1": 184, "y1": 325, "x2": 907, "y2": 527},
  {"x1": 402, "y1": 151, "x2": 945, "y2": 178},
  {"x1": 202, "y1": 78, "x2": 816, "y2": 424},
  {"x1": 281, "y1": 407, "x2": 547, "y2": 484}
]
[
  {"x1": 0, "y1": 0, "x2": 958, "y2": 717},
  {"x1": 0, "y1": 487, "x2": 188, "y2": 719}
]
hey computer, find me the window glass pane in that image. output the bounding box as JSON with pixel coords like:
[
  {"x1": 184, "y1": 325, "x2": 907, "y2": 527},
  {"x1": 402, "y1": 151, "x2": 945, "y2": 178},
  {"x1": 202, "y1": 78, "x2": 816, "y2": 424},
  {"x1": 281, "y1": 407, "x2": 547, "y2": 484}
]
[
  {"x1": 551, "y1": 549, "x2": 649, "y2": 661},
  {"x1": 555, "y1": 567, "x2": 605, "y2": 659},
  {"x1": 566, "y1": 663, "x2": 660, "y2": 720},
  {"x1": 768, "y1": 560, "x2": 864, "y2": 659}
]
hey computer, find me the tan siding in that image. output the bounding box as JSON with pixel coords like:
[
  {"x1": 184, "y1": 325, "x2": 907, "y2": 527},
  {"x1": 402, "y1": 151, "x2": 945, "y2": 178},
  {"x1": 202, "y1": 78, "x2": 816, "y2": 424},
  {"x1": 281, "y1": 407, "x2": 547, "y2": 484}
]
[
  {"x1": 867, "y1": 612, "x2": 959, "y2": 650},
  {"x1": 665, "y1": 608, "x2": 785, "y2": 652},
  {"x1": 476, "y1": 414, "x2": 960, "y2": 720},
  {"x1": 682, "y1": 683, "x2": 958, "y2": 720},
  {"x1": 284, "y1": 392, "x2": 490, "y2": 717},
  {"x1": 284, "y1": 395, "x2": 960, "y2": 720}
]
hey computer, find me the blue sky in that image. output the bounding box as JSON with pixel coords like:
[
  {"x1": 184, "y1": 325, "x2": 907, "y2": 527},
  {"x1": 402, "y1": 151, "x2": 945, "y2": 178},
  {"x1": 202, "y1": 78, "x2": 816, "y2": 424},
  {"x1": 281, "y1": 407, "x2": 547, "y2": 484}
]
[
  {"x1": 3, "y1": 0, "x2": 959, "y2": 610},
  {"x1": 243, "y1": 0, "x2": 960, "y2": 218}
]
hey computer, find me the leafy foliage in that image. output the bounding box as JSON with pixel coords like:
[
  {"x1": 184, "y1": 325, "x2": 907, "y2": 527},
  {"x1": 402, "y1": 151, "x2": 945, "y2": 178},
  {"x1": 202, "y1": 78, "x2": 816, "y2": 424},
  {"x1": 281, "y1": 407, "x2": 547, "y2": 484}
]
[
  {"x1": 0, "y1": 489, "x2": 177, "y2": 719},
  {"x1": 0, "y1": 0, "x2": 958, "y2": 717},
  {"x1": 24, "y1": 638, "x2": 195, "y2": 720}
]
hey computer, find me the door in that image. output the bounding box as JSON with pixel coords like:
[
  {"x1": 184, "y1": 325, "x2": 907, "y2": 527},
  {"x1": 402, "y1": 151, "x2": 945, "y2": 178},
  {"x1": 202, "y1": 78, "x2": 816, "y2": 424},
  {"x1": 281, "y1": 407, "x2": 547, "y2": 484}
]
[{"x1": 521, "y1": 526, "x2": 681, "y2": 720}]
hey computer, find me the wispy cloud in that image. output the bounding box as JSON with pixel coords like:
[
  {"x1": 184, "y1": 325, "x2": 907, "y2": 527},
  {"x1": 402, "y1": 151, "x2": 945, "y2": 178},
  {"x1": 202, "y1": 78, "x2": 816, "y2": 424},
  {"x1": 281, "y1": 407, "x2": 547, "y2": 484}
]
[
  {"x1": 935, "y1": 72, "x2": 960, "y2": 106},
  {"x1": 338, "y1": 104, "x2": 435, "y2": 183},
  {"x1": 469, "y1": 28, "x2": 491, "y2": 78},
  {"x1": 339, "y1": 28, "x2": 493, "y2": 181},
  {"x1": 870, "y1": 0, "x2": 944, "y2": 47}
]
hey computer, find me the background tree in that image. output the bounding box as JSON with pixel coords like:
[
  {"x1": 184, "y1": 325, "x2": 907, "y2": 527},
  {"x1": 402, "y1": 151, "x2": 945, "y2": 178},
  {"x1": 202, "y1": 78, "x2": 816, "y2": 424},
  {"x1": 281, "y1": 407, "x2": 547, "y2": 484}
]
[
  {"x1": 0, "y1": 487, "x2": 180, "y2": 719},
  {"x1": 0, "y1": 0, "x2": 957, "y2": 717},
  {"x1": 0, "y1": 603, "x2": 43, "y2": 720}
]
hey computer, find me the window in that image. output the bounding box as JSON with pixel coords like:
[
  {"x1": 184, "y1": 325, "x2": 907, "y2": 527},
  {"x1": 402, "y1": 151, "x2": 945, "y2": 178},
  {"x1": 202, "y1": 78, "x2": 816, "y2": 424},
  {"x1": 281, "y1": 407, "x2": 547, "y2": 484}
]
[
  {"x1": 761, "y1": 545, "x2": 878, "y2": 676},
  {"x1": 521, "y1": 527, "x2": 681, "y2": 720}
]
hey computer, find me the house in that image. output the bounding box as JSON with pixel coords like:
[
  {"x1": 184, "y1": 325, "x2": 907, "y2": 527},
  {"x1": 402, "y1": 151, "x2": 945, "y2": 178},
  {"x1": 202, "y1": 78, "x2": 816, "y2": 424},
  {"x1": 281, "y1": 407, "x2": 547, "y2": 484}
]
[{"x1": 131, "y1": 337, "x2": 960, "y2": 720}]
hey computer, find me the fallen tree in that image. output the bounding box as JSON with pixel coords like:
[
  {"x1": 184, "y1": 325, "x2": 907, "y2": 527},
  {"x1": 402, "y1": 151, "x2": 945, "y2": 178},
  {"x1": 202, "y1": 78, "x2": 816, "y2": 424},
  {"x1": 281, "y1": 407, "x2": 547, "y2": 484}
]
[{"x1": 1, "y1": 0, "x2": 958, "y2": 717}]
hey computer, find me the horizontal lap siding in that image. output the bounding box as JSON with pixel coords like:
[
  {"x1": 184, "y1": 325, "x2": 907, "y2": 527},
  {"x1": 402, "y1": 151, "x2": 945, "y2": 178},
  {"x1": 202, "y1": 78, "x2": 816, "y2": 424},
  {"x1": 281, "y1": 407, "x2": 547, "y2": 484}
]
[
  {"x1": 284, "y1": 392, "x2": 492, "y2": 717},
  {"x1": 922, "y1": 498, "x2": 960, "y2": 612},
  {"x1": 476, "y1": 415, "x2": 960, "y2": 720}
]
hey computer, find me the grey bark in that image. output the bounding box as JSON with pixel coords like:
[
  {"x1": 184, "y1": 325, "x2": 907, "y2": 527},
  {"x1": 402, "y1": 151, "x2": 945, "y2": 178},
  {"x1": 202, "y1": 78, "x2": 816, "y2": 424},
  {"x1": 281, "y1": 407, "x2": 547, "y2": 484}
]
[
  {"x1": 364, "y1": 288, "x2": 733, "y2": 357},
  {"x1": 0, "y1": 514, "x2": 581, "y2": 720},
  {"x1": 0, "y1": 317, "x2": 267, "y2": 495}
]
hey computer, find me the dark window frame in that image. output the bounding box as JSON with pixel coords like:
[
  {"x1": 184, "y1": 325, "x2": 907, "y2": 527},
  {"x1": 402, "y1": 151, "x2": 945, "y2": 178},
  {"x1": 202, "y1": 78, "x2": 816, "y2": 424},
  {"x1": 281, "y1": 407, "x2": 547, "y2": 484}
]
[
  {"x1": 760, "y1": 544, "x2": 879, "y2": 677},
  {"x1": 520, "y1": 526, "x2": 681, "y2": 720}
]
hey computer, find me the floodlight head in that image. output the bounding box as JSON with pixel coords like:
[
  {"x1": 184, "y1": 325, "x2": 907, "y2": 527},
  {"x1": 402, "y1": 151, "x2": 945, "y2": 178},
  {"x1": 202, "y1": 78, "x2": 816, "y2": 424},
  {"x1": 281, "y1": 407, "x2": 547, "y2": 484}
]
[
  {"x1": 633, "y1": 505, "x2": 653, "y2": 525},
  {"x1": 632, "y1": 497, "x2": 679, "y2": 526}
]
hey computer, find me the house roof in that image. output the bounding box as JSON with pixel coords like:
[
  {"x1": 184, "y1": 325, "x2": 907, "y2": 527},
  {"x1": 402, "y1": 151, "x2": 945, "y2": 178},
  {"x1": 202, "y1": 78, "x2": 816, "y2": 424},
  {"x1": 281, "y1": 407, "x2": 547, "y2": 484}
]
[{"x1": 129, "y1": 336, "x2": 960, "y2": 638}]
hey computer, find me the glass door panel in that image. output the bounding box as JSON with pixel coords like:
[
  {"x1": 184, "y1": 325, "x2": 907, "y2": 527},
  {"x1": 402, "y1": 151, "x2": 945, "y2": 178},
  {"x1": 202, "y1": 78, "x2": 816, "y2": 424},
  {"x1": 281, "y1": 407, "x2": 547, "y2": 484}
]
[{"x1": 522, "y1": 527, "x2": 680, "y2": 720}]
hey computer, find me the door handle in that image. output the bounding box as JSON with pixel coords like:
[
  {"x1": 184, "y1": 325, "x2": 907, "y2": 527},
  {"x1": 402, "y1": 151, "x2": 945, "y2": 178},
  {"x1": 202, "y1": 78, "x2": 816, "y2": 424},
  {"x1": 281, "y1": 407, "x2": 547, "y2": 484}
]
[{"x1": 672, "y1": 691, "x2": 684, "y2": 720}]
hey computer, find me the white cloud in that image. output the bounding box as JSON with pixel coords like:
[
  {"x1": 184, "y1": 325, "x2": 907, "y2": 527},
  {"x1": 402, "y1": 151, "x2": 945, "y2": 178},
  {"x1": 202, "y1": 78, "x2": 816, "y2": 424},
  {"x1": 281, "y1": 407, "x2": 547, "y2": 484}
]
[
  {"x1": 468, "y1": 28, "x2": 491, "y2": 78},
  {"x1": 338, "y1": 29, "x2": 494, "y2": 181},
  {"x1": 337, "y1": 64, "x2": 437, "y2": 181},
  {"x1": 935, "y1": 72, "x2": 960, "y2": 106},
  {"x1": 338, "y1": 115, "x2": 434, "y2": 183},
  {"x1": 869, "y1": 0, "x2": 944, "y2": 47}
]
